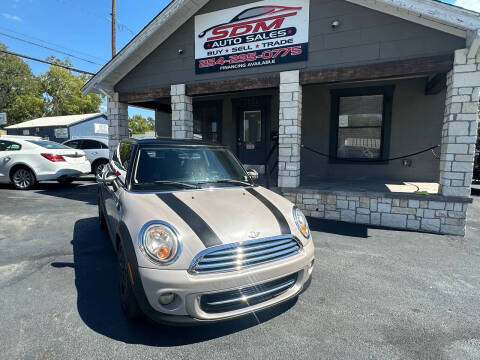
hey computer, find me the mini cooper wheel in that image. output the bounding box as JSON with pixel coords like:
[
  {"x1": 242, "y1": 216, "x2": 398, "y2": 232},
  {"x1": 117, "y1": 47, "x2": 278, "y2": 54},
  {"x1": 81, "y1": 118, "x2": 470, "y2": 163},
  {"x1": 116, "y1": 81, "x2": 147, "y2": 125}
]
[
  {"x1": 12, "y1": 167, "x2": 36, "y2": 190},
  {"x1": 117, "y1": 242, "x2": 143, "y2": 321}
]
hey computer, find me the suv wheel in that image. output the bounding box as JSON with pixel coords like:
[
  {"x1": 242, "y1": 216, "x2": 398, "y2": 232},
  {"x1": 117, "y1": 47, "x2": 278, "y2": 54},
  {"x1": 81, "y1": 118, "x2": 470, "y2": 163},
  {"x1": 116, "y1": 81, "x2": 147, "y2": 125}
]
[
  {"x1": 94, "y1": 161, "x2": 108, "y2": 181},
  {"x1": 12, "y1": 167, "x2": 36, "y2": 190},
  {"x1": 117, "y1": 242, "x2": 143, "y2": 321}
]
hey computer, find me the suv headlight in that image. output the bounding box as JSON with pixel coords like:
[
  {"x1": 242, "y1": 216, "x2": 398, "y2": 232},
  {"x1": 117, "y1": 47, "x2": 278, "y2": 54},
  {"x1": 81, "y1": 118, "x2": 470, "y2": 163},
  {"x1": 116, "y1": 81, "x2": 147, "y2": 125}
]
[
  {"x1": 293, "y1": 206, "x2": 310, "y2": 239},
  {"x1": 139, "y1": 222, "x2": 181, "y2": 264}
]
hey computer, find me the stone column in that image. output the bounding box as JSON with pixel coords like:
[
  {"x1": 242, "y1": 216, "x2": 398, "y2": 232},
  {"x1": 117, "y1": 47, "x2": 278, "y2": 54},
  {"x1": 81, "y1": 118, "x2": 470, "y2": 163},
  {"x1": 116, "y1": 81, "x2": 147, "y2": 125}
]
[
  {"x1": 171, "y1": 84, "x2": 193, "y2": 139},
  {"x1": 107, "y1": 92, "x2": 129, "y2": 155},
  {"x1": 278, "y1": 70, "x2": 302, "y2": 188},
  {"x1": 439, "y1": 47, "x2": 480, "y2": 197}
]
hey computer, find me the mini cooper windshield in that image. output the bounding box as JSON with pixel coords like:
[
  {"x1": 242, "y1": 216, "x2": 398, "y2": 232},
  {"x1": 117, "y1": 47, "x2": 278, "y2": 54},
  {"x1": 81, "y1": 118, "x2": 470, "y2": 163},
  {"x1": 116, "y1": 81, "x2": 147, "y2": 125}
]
[{"x1": 132, "y1": 146, "x2": 252, "y2": 190}]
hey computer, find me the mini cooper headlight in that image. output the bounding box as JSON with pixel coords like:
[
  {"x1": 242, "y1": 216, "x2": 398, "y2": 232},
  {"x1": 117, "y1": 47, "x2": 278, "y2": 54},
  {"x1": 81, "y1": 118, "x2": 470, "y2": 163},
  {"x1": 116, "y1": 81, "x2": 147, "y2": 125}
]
[
  {"x1": 140, "y1": 222, "x2": 181, "y2": 264},
  {"x1": 293, "y1": 206, "x2": 310, "y2": 239}
]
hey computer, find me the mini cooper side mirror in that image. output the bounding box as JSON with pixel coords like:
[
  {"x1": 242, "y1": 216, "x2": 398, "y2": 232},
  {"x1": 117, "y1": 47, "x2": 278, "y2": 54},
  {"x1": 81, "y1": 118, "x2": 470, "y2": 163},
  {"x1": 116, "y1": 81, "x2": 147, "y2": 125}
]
[{"x1": 246, "y1": 169, "x2": 259, "y2": 181}]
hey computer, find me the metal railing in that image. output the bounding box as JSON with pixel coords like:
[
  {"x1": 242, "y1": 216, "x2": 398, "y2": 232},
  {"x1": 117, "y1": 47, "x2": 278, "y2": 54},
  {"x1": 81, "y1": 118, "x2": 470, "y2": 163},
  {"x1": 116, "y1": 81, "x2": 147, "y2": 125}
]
[{"x1": 265, "y1": 141, "x2": 279, "y2": 189}]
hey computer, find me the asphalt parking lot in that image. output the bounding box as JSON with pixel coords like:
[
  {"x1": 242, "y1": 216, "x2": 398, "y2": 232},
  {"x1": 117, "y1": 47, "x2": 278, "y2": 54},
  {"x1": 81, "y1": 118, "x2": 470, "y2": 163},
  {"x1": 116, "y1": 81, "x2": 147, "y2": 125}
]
[{"x1": 1, "y1": 180, "x2": 480, "y2": 360}]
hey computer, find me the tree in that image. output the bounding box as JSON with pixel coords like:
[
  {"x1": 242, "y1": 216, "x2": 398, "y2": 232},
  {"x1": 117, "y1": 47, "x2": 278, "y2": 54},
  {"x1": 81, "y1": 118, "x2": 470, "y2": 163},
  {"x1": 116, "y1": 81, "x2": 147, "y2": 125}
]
[
  {"x1": 129, "y1": 114, "x2": 155, "y2": 135},
  {"x1": 0, "y1": 43, "x2": 44, "y2": 125},
  {"x1": 40, "y1": 57, "x2": 102, "y2": 116}
]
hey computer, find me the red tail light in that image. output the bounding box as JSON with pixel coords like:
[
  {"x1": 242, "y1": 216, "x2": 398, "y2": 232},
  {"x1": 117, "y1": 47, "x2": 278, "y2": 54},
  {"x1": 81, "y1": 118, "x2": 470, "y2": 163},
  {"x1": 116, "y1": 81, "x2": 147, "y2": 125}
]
[{"x1": 41, "y1": 153, "x2": 66, "y2": 162}]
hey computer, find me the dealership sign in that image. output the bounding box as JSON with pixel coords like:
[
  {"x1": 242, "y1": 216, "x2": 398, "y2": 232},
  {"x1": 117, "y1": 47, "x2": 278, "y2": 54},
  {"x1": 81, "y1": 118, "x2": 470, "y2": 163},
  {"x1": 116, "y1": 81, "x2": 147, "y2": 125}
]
[{"x1": 194, "y1": 0, "x2": 310, "y2": 74}]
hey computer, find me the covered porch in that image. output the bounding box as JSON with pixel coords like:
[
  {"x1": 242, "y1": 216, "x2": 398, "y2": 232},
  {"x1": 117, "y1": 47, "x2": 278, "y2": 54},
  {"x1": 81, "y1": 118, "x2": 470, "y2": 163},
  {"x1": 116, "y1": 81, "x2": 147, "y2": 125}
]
[{"x1": 106, "y1": 50, "x2": 478, "y2": 236}]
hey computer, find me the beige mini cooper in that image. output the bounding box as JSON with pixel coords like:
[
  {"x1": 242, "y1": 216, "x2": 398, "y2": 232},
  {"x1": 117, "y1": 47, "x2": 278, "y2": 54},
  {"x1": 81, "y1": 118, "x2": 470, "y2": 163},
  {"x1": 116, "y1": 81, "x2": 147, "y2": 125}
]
[{"x1": 98, "y1": 138, "x2": 314, "y2": 325}]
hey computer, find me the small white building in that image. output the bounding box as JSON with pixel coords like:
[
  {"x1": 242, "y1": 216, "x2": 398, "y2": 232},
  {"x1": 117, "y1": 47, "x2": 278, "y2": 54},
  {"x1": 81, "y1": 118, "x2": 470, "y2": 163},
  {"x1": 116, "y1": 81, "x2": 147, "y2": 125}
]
[{"x1": 5, "y1": 114, "x2": 108, "y2": 142}]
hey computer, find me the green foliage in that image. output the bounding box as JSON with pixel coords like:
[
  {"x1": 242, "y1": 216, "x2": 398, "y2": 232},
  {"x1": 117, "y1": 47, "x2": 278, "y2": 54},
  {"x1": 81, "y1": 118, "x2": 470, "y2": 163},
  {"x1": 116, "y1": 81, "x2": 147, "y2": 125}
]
[
  {"x1": 0, "y1": 44, "x2": 102, "y2": 126},
  {"x1": 7, "y1": 94, "x2": 45, "y2": 123},
  {"x1": 40, "y1": 56, "x2": 102, "y2": 117},
  {"x1": 0, "y1": 43, "x2": 44, "y2": 124},
  {"x1": 129, "y1": 114, "x2": 155, "y2": 135}
]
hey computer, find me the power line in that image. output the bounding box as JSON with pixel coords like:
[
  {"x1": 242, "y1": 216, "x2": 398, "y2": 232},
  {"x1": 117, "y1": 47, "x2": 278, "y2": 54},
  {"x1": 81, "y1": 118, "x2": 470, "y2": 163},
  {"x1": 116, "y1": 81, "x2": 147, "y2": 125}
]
[
  {"x1": 0, "y1": 49, "x2": 96, "y2": 75},
  {"x1": 0, "y1": 32, "x2": 103, "y2": 66},
  {"x1": 52, "y1": 0, "x2": 135, "y2": 35},
  {"x1": 0, "y1": 25, "x2": 108, "y2": 62}
]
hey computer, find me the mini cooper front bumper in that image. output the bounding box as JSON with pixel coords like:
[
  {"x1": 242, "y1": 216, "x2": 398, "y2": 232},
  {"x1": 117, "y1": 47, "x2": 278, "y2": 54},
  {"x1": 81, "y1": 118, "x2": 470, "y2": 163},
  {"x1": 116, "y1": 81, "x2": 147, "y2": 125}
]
[{"x1": 135, "y1": 240, "x2": 314, "y2": 325}]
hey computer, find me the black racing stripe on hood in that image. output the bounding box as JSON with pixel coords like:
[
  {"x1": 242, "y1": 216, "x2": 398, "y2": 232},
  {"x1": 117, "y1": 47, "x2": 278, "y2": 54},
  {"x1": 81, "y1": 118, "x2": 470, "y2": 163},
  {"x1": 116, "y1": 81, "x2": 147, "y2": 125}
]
[
  {"x1": 245, "y1": 188, "x2": 291, "y2": 235},
  {"x1": 157, "y1": 193, "x2": 223, "y2": 248}
]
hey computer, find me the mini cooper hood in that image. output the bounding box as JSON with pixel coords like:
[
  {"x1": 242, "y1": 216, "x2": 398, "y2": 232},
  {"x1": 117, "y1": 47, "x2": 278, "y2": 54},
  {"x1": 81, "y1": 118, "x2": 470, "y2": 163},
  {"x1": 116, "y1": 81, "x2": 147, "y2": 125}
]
[{"x1": 136, "y1": 186, "x2": 295, "y2": 248}]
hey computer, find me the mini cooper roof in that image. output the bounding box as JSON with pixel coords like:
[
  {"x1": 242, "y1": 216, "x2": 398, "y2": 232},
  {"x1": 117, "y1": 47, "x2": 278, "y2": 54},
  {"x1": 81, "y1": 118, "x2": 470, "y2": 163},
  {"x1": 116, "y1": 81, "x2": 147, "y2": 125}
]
[{"x1": 123, "y1": 137, "x2": 226, "y2": 147}]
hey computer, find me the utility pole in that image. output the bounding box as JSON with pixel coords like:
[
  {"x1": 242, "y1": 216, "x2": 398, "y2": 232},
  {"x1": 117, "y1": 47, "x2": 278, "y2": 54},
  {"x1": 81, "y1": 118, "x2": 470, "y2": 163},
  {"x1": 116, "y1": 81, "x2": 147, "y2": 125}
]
[{"x1": 111, "y1": 0, "x2": 116, "y2": 58}]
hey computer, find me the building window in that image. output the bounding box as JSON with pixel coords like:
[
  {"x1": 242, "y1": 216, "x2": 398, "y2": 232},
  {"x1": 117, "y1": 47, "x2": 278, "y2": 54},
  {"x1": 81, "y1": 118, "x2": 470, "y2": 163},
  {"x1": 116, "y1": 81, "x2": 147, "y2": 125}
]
[
  {"x1": 193, "y1": 101, "x2": 222, "y2": 143},
  {"x1": 243, "y1": 110, "x2": 262, "y2": 142},
  {"x1": 330, "y1": 86, "x2": 394, "y2": 162}
]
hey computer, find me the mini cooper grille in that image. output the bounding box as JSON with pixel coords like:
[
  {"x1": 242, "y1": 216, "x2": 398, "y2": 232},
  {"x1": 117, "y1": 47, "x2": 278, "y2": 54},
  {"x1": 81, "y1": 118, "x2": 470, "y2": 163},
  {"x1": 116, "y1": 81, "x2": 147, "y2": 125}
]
[
  {"x1": 189, "y1": 235, "x2": 302, "y2": 274},
  {"x1": 200, "y1": 272, "x2": 298, "y2": 314}
]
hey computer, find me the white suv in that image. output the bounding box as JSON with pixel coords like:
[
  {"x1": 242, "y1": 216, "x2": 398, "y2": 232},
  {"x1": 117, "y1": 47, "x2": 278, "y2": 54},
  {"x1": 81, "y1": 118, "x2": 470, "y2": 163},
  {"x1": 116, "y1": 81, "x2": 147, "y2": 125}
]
[{"x1": 63, "y1": 137, "x2": 109, "y2": 178}]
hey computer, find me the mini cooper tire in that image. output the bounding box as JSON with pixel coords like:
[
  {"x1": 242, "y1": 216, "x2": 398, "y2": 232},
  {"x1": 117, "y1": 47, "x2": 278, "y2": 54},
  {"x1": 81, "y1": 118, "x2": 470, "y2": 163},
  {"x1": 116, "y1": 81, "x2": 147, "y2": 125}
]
[
  {"x1": 117, "y1": 242, "x2": 143, "y2": 321},
  {"x1": 98, "y1": 203, "x2": 107, "y2": 230},
  {"x1": 12, "y1": 167, "x2": 36, "y2": 190}
]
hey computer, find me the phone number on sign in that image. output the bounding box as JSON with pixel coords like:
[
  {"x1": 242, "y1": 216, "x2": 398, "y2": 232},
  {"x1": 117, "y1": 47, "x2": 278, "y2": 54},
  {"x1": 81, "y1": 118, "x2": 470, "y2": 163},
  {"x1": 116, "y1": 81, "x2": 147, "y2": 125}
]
[{"x1": 199, "y1": 46, "x2": 303, "y2": 68}]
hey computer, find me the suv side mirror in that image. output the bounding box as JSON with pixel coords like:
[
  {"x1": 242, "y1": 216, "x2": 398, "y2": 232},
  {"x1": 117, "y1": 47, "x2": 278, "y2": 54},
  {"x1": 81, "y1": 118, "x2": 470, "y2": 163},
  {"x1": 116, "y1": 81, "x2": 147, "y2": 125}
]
[{"x1": 246, "y1": 169, "x2": 259, "y2": 181}]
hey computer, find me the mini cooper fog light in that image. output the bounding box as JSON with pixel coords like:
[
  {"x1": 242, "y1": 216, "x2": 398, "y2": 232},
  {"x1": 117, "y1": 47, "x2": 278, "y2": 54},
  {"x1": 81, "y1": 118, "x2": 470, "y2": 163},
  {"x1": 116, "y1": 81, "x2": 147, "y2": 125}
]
[
  {"x1": 159, "y1": 293, "x2": 176, "y2": 306},
  {"x1": 139, "y1": 221, "x2": 181, "y2": 264},
  {"x1": 293, "y1": 206, "x2": 310, "y2": 239}
]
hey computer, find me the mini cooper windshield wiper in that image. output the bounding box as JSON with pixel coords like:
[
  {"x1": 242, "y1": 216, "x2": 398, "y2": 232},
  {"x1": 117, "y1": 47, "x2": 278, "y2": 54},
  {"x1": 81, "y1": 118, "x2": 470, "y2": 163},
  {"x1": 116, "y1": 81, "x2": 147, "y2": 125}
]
[
  {"x1": 198, "y1": 179, "x2": 252, "y2": 187},
  {"x1": 145, "y1": 181, "x2": 200, "y2": 189}
]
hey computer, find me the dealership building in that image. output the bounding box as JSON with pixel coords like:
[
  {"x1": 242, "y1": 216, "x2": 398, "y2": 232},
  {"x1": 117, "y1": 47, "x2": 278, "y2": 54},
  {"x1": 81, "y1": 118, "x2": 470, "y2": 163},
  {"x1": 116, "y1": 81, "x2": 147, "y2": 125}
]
[{"x1": 83, "y1": 0, "x2": 480, "y2": 236}]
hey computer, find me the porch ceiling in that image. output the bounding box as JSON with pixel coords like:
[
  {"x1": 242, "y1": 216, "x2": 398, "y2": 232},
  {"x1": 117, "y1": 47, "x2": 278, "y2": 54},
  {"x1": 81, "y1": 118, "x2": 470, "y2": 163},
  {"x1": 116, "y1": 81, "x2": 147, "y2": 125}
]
[{"x1": 116, "y1": 54, "x2": 453, "y2": 103}]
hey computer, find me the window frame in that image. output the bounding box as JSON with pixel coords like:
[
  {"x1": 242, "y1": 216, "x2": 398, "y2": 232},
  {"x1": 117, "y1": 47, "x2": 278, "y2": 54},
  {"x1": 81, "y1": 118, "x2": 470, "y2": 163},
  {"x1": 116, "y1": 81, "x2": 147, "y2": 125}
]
[
  {"x1": 329, "y1": 86, "x2": 394, "y2": 164},
  {"x1": 64, "y1": 139, "x2": 83, "y2": 149},
  {"x1": 193, "y1": 100, "x2": 223, "y2": 143},
  {"x1": 0, "y1": 140, "x2": 22, "y2": 151},
  {"x1": 81, "y1": 139, "x2": 102, "y2": 150}
]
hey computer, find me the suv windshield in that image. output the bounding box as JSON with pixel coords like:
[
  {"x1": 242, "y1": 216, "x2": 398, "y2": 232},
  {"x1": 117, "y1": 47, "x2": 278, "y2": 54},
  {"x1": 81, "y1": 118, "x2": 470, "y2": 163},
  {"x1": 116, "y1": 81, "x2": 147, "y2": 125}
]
[{"x1": 132, "y1": 146, "x2": 251, "y2": 190}]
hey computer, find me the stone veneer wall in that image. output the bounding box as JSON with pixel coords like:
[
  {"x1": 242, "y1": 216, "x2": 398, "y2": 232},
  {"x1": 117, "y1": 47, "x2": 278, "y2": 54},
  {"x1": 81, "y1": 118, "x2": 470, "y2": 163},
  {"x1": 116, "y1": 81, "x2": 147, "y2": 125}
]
[
  {"x1": 281, "y1": 189, "x2": 471, "y2": 236},
  {"x1": 171, "y1": 84, "x2": 193, "y2": 139},
  {"x1": 278, "y1": 70, "x2": 302, "y2": 188},
  {"x1": 439, "y1": 48, "x2": 480, "y2": 197},
  {"x1": 106, "y1": 93, "x2": 129, "y2": 154}
]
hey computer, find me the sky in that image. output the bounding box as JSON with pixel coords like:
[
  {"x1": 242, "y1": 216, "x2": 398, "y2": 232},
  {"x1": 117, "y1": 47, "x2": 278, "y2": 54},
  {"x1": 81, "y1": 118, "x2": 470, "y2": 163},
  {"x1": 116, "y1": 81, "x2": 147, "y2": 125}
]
[
  {"x1": 0, "y1": 0, "x2": 171, "y2": 118},
  {"x1": 1, "y1": 0, "x2": 480, "y2": 118}
]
